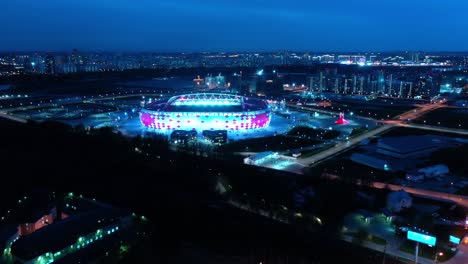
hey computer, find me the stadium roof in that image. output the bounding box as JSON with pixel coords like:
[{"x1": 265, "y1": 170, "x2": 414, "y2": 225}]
[{"x1": 144, "y1": 93, "x2": 267, "y2": 112}]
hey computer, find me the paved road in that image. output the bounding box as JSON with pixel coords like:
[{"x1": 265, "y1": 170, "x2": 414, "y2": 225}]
[
  {"x1": 389, "y1": 122, "x2": 468, "y2": 136},
  {"x1": 383, "y1": 103, "x2": 468, "y2": 136},
  {"x1": 0, "y1": 111, "x2": 27, "y2": 123},
  {"x1": 321, "y1": 172, "x2": 468, "y2": 209},
  {"x1": 297, "y1": 124, "x2": 392, "y2": 166}
]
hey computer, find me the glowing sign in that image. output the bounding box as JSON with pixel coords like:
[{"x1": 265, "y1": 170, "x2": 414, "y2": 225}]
[
  {"x1": 449, "y1": 235, "x2": 461, "y2": 244},
  {"x1": 407, "y1": 230, "x2": 436, "y2": 246}
]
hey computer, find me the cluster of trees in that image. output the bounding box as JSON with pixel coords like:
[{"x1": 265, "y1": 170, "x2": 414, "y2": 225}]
[{"x1": 0, "y1": 117, "x2": 390, "y2": 263}]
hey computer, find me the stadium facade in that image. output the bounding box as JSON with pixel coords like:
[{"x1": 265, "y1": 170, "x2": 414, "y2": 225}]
[{"x1": 140, "y1": 93, "x2": 271, "y2": 132}]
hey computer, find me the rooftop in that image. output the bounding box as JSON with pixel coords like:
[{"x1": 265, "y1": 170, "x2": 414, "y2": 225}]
[
  {"x1": 11, "y1": 207, "x2": 129, "y2": 261},
  {"x1": 377, "y1": 135, "x2": 446, "y2": 154}
]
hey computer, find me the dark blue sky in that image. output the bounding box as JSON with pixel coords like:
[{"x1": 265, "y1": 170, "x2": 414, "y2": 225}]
[{"x1": 2, "y1": 0, "x2": 468, "y2": 52}]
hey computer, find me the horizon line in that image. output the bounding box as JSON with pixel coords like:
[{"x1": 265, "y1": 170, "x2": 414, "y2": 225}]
[{"x1": 1, "y1": 49, "x2": 468, "y2": 54}]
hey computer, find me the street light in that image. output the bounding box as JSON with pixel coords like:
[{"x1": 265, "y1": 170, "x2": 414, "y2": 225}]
[{"x1": 434, "y1": 251, "x2": 443, "y2": 263}]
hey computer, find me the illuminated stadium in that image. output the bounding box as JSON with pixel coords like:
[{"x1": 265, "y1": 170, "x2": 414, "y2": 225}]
[{"x1": 140, "y1": 93, "x2": 271, "y2": 132}]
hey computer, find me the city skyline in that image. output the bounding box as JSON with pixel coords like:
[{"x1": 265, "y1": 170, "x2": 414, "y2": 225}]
[
  {"x1": 1, "y1": 1, "x2": 468, "y2": 264},
  {"x1": 3, "y1": 0, "x2": 468, "y2": 52}
]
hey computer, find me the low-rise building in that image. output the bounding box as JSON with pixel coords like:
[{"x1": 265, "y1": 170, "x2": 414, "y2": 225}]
[{"x1": 377, "y1": 135, "x2": 443, "y2": 158}]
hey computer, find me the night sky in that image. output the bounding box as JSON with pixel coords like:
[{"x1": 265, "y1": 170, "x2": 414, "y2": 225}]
[{"x1": 2, "y1": 0, "x2": 468, "y2": 52}]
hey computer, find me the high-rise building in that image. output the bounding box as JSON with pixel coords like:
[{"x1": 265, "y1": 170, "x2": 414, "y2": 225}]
[
  {"x1": 387, "y1": 74, "x2": 393, "y2": 95},
  {"x1": 45, "y1": 53, "x2": 55, "y2": 75},
  {"x1": 376, "y1": 70, "x2": 385, "y2": 93},
  {"x1": 359, "y1": 76, "x2": 364, "y2": 95},
  {"x1": 398, "y1": 81, "x2": 414, "y2": 98},
  {"x1": 319, "y1": 71, "x2": 324, "y2": 92},
  {"x1": 352, "y1": 75, "x2": 357, "y2": 94},
  {"x1": 70, "y1": 48, "x2": 83, "y2": 65}
]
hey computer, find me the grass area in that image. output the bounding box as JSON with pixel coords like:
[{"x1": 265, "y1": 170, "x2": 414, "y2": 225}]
[
  {"x1": 287, "y1": 126, "x2": 340, "y2": 140},
  {"x1": 344, "y1": 232, "x2": 387, "y2": 246},
  {"x1": 306, "y1": 155, "x2": 399, "y2": 183},
  {"x1": 11, "y1": 102, "x2": 117, "y2": 121},
  {"x1": 412, "y1": 107, "x2": 468, "y2": 130},
  {"x1": 299, "y1": 143, "x2": 335, "y2": 158},
  {"x1": 368, "y1": 235, "x2": 387, "y2": 245},
  {"x1": 221, "y1": 135, "x2": 321, "y2": 153},
  {"x1": 327, "y1": 101, "x2": 416, "y2": 120},
  {"x1": 349, "y1": 127, "x2": 369, "y2": 138},
  {"x1": 380, "y1": 127, "x2": 468, "y2": 139}
]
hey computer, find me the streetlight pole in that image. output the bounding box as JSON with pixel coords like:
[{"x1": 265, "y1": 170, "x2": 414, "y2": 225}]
[
  {"x1": 415, "y1": 242, "x2": 419, "y2": 264},
  {"x1": 382, "y1": 242, "x2": 387, "y2": 264}
]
